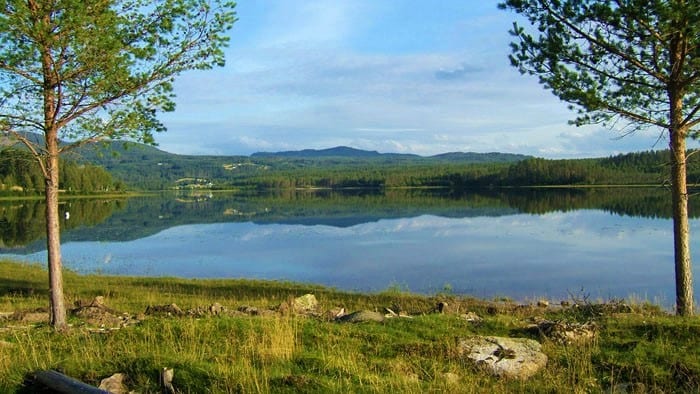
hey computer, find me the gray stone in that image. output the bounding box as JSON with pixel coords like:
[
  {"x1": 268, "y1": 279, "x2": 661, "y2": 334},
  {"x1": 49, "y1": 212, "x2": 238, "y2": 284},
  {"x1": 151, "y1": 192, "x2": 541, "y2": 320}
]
[
  {"x1": 293, "y1": 294, "x2": 319, "y2": 314},
  {"x1": 145, "y1": 303, "x2": 184, "y2": 316},
  {"x1": 458, "y1": 336, "x2": 547, "y2": 380},
  {"x1": 209, "y1": 303, "x2": 225, "y2": 315},
  {"x1": 237, "y1": 305, "x2": 259, "y2": 315},
  {"x1": 531, "y1": 319, "x2": 597, "y2": 345},
  {"x1": 99, "y1": 373, "x2": 128, "y2": 394},
  {"x1": 462, "y1": 312, "x2": 483, "y2": 323},
  {"x1": 336, "y1": 310, "x2": 385, "y2": 323}
]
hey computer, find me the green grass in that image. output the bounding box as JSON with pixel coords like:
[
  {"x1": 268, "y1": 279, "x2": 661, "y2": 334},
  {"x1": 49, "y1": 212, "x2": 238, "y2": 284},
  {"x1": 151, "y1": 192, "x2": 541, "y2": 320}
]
[{"x1": 1, "y1": 260, "x2": 699, "y2": 393}]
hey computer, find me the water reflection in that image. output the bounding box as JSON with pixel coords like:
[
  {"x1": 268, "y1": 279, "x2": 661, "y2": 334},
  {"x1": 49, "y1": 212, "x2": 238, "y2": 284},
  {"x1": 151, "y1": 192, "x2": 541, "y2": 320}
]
[
  {"x1": 0, "y1": 188, "x2": 696, "y2": 305},
  {"x1": 0, "y1": 187, "x2": 690, "y2": 250}
]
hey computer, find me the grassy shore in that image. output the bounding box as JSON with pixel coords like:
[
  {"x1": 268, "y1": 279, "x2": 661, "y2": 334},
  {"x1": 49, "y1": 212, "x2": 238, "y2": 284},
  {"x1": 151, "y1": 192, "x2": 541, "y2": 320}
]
[{"x1": 1, "y1": 260, "x2": 699, "y2": 393}]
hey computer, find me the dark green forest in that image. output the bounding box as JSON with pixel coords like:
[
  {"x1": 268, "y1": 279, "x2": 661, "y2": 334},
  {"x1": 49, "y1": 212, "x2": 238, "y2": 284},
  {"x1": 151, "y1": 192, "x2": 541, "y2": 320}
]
[
  {"x1": 0, "y1": 148, "x2": 120, "y2": 195},
  {"x1": 71, "y1": 141, "x2": 700, "y2": 191},
  {"x1": 4, "y1": 141, "x2": 699, "y2": 193}
]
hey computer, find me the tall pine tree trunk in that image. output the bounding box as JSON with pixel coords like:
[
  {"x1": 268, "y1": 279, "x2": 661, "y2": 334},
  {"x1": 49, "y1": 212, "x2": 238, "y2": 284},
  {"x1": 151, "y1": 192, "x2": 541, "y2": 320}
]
[
  {"x1": 45, "y1": 138, "x2": 67, "y2": 329},
  {"x1": 670, "y1": 132, "x2": 694, "y2": 316},
  {"x1": 669, "y1": 77, "x2": 694, "y2": 315},
  {"x1": 668, "y1": 25, "x2": 694, "y2": 316}
]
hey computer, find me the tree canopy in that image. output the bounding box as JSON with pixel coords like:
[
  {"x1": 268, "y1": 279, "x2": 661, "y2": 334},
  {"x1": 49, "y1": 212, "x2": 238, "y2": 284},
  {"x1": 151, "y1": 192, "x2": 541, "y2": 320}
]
[
  {"x1": 0, "y1": 0, "x2": 236, "y2": 329},
  {"x1": 501, "y1": 0, "x2": 700, "y2": 134},
  {"x1": 500, "y1": 0, "x2": 700, "y2": 315}
]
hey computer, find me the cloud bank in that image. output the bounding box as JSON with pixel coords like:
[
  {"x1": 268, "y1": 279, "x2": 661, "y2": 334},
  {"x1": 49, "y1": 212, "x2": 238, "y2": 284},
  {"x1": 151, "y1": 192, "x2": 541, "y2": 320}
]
[{"x1": 155, "y1": 1, "x2": 690, "y2": 158}]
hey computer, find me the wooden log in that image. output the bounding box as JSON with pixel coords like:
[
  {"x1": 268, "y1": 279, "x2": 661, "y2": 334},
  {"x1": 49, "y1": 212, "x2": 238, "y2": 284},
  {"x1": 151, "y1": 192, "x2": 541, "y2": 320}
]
[{"x1": 34, "y1": 370, "x2": 109, "y2": 393}]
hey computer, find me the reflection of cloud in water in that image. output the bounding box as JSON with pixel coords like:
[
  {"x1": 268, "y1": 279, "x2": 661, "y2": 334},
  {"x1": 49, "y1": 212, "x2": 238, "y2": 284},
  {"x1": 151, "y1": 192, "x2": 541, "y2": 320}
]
[{"x1": 11, "y1": 210, "x2": 692, "y2": 308}]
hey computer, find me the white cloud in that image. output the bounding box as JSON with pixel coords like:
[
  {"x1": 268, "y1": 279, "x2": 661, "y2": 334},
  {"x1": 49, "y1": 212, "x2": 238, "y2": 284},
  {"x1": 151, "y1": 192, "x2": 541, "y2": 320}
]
[{"x1": 156, "y1": 1, "x2": 677, "y2": 158}]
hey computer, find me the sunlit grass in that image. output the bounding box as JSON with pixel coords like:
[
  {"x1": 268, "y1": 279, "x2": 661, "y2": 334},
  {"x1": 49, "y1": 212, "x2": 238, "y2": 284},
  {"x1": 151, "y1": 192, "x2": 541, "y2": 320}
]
[{"x1": 1, "y1": 260, "x2": 699, "y2": 393}]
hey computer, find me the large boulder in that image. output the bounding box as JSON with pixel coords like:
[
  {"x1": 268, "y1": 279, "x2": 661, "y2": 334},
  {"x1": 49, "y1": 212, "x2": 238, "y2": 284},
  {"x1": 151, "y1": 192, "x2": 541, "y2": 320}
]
[
  {"x1": 336, "y1": 310, "x2": 385, "y2": 323},
  {"x1": 293, "y1": 294, "x2": 319, "y2": 314},
  {"x1": 278, "y1": 294, "x2": 320, "y2": 316},
  {"x1": 457, "y1": 336, "x2": 547, "y2": 380}
]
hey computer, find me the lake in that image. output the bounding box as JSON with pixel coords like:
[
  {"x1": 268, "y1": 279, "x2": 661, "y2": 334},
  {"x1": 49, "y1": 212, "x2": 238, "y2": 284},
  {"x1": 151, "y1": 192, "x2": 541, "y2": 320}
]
[{"x1": 1, "y1": 188, "x2": 698, "y2": 306}]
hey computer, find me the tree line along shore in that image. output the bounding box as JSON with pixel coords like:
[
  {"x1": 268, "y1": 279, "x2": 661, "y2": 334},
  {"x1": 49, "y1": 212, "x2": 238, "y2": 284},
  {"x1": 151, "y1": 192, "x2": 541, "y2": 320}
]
[{"x1": 2, "y1": 146, "x2": 698, "y2": 193}]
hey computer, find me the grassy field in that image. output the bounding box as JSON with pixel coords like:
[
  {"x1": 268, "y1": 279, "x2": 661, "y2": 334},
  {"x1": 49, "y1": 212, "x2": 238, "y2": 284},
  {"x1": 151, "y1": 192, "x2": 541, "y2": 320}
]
[{"x1": 1, "y1": 260, "x2": 699, "y2": 393}]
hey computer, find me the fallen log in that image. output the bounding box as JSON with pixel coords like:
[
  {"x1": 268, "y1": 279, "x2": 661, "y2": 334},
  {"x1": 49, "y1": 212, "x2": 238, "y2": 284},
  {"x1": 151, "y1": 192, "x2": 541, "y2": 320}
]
[{"x1": 34, "y1": 370, "x2": 109, "y2": 393}]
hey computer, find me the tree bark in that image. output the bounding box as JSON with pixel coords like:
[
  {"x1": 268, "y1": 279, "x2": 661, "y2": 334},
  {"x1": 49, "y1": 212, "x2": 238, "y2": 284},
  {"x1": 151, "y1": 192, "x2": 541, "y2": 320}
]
[
  {"x1": 670, "y1": 131, "x2": 694, "y2": 316},
  {"x1": 45, "y1": 140, "x2": 67, "y2": 329},
  {"x1": 668, "y1": 23, "x2": 694, "y2": 317}
]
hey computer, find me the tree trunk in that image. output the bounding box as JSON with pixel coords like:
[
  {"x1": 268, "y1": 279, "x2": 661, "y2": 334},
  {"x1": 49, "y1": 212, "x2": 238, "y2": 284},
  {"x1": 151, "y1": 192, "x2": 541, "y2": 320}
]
[
  {"x1": 668, "y1": 23, "x2": 694, "y2": 316},
  {"x1": 670, "y1": 133, "x2": 694, "y2": 316},
  {"x1": 45, "y1": 145, "x2": 67, "y2": 329}
]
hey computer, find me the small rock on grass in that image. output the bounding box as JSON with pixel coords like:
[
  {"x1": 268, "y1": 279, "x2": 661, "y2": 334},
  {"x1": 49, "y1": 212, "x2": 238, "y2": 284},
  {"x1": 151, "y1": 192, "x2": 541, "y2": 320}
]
[
  {"x1": 462, "y1": 312, "x2": 483, "y2": 323},
  {"x1": 99, "y1": 373, "x2": 128, "y2": 394},
  {"x1": 145, "y1": 303, "x2": 184, "y2": 316}
]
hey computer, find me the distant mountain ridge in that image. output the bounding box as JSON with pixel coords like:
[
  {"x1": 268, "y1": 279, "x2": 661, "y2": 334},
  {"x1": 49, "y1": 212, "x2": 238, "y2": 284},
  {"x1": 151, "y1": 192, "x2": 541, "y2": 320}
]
[
  {"x1": 252, "y1": 146, "x2": 392, "y2": 158},
  {"x1": 252, "y1": 146, "x2": 529, "y2": 162}
]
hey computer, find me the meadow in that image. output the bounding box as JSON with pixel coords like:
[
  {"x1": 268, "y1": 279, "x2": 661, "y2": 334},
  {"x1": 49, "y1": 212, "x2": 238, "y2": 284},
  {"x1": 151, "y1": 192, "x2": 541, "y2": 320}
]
[{"x1": 1, "y1": 260, "x2": 699, "y2": 393}]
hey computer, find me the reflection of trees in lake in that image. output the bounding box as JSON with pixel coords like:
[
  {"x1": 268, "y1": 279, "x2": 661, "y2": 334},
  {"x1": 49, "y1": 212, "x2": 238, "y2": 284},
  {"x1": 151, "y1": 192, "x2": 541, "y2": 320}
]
[
  {"x1": 0, "y1": 188, "x2": 691, "y2": 249},
  {"x1": 0, "y1": 201, "x2": 44, "y2": 247},
  {"x1": 0, "y1": 199, "x2": 124, "y2": 249},
  {"x1": 499, "y1": 187, "x2": 693, "y2": 219}
]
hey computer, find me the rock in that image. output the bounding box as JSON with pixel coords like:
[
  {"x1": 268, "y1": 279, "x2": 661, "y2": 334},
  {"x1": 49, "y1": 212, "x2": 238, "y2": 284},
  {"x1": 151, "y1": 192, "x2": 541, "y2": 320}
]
[
  {"x1": 161, "y1": 368, "x2": 176, "y2": 394},
  {"x1": 238, "y1": 306, "x2": 259, "y2": 316},
  {"x1": 531, "y1": 319, "x2": 597, "y2": 345},
  {"x1": 462, "y1": 312, "x2": 483, "y2": 324},
  {"x1": 293, "y1": 294, "x2": 319, "y2": 315},
  {"x1": 187, "y1": 303, "x2": 228, "y2": 317},
  {"x1": 99, "y1": 373, "x2": 128, "y2": 394},
  {"x1": 209, "y1": 303, "x2": 225, "y2": 315},
  {"x1": 145, "y1": 303, "x2": 184, "y2": 316},
  {"x1": 73, "y1": 306, "x2": 123, "y2": 328},
  {"x1": 384, "y1": 307, "x2": 412, "y2": 319},
  {"x1": 458, "y1": 336, "x2": 547, "y2": 380},
  {"x1": 336, "y1": 310, "x2": 385, "y2": 323}
]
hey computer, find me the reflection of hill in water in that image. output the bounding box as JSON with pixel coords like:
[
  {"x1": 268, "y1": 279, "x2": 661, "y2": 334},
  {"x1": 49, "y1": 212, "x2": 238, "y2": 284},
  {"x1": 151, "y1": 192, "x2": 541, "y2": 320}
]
[{"x1": 0, "y1": 187, "x2": 686, "y2": 253}]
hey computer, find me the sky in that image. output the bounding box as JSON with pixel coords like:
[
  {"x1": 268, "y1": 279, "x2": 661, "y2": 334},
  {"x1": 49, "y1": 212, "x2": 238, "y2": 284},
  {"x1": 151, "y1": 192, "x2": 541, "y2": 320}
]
[{"x1": 156, "y1": 0, "x2": 684, "y2": 158}]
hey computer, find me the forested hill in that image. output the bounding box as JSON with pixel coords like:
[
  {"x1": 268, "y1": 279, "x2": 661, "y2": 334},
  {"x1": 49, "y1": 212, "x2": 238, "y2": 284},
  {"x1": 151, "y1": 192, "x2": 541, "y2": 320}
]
[
  {"x1": 68, "y1": 143, "x2": 700, "y2": 190},
  {"x1": 4, "y1": 135, "x2": 698, "y2": 191},
  {"x1": 67, "y1": 142, "x2": 533, "y2": 190}
]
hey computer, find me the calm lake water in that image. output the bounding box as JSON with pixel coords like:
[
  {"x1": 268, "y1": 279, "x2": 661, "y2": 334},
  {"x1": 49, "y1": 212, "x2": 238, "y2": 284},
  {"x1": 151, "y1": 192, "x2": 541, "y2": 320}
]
[{"x1": 1, "y1": 188, "x2": 698, "y2": 306}]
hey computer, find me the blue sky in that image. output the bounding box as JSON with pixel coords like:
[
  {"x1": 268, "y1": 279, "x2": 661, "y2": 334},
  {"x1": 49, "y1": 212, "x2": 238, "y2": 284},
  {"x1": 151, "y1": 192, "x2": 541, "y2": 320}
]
[{"x1": 156, "y1": 0, "x2": 680, "y2": 158}]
